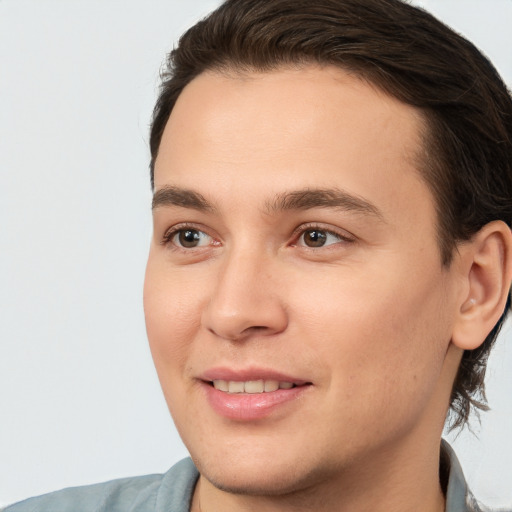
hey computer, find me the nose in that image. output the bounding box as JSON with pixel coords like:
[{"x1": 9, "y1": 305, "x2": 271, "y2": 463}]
[{"x1": 201, "y1": 249, "x2": 288, "y2": 342}]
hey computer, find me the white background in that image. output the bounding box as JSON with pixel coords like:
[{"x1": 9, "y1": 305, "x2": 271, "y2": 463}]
[{"x1": 1, "y1": 0, "x2": 511, "y2": 508}]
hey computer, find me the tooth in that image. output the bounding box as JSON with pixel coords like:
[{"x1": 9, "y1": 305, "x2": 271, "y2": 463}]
[
  {"x1": 213, "y1": 380, "x2": 296, "y2": 393},
  {"x1": 264, "y1": 380, "x2": 279, "y2": 392},
  {"x1": 245, "y1": 380, "x2": 264, "y2": 393},
  {"x1": 213, "y1": 380, "x2": 228, "y2": 392},
  {"x1": 228, "y1": 381, "x2": 245, "y2": 393}
]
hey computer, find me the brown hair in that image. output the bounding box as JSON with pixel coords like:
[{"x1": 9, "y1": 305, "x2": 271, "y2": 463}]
[{"x1": 149, "y1": 0, "x2": 512, "y2": 428}]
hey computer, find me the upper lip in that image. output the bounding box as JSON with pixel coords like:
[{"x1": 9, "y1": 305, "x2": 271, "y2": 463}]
[{"x1": 199, "y1": 367, "x2": 310, "y2": 386}]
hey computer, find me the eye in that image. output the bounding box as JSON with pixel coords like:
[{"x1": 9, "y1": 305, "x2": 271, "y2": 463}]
[
  {"x1": 300, "y1": 229, "x2": 338, "y2": 247},
  {"x1": 296, "y1": 228, "x2": 351, "y2": 248},
  {"x1": 165, "y1": 228, "x2": 213, "y2": 248}
]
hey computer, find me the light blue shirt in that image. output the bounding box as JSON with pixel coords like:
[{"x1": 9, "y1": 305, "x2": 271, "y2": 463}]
[{"x1": 3, "y1": 459, "x2": 197, "y2": 512}]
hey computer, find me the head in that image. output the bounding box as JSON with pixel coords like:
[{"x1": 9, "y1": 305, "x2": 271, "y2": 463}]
[
  {"x1": 148, "y1": 0, "x2": 512, "y2": 430},
  {"x1": 143, "y1": 1, "x2": 512, "y2": 503}
]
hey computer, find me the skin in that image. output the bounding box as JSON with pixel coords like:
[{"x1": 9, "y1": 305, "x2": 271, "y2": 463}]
[{"x1": 143, "y1": 65, "x2": 505, "y2": 512}]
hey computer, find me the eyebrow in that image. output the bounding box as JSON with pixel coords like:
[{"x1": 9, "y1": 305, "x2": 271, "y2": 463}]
[
  {"x1": 152, "y1": 186, "x2": 215, "y2": 212},
  {"x1": 152, "y1": 185, "x2": 384, "y2": 220},
  {"x1": 265, "y1": 188, "x2": 384, "y2": 219}
]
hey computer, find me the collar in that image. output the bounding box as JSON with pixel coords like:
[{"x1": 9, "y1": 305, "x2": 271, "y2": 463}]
[{"x1": 442, "y1": 440, "x2": 487, "y2": 512}]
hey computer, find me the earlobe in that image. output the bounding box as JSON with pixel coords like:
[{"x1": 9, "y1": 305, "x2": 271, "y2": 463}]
[{"x1": 451, "y1": 221, "x2": 512, "y2": 351}]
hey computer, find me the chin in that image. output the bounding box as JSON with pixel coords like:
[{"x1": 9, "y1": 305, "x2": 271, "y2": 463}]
[{"x1": 191, "y1": 451, "x2": 334, "y2": 497}]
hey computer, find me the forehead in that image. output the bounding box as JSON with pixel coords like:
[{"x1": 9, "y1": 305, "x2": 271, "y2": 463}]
[{"x1": 154, "y1": 65, "x2": 434, "y2": 230}]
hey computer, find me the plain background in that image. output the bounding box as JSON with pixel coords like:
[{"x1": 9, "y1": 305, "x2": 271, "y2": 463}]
[{"x1": 1, "y1": 0, "x2": 511, "y2": 508}]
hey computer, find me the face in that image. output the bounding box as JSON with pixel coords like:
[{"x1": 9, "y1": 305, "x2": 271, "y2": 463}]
[{"x1": 144, "y1": 66, "x2": 462, "y2": 495}]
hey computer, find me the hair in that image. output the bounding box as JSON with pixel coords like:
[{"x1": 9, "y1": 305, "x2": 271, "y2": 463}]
[{"x1": 149, "y1": 0, "x2": 512, "y2": 429}]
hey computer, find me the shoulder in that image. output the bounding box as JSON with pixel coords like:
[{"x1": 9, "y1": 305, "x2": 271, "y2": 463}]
[
  {"x1": 4, "y1": 474, "x2": 162, "y2": 512},
  {"x1": 3, "y1": 458, "x2": 199, "y2": 512}
]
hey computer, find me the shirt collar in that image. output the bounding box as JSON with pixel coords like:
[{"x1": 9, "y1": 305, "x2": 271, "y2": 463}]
[{"x1": 442, "y1": 439, "x2": 485, "y2": 512}]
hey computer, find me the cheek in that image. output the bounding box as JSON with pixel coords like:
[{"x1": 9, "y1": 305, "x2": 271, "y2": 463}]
[
  {"x1": 143, "y1": 256, "x2": 203, "y2": 377},
  {"x1": 292, "y1": 262, "x2": 453, "y2": 409}
]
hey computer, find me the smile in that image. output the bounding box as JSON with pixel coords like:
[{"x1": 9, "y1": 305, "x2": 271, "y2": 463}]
[{"x1": 212, "y1": 379, "x2": 295, "y2": 393}]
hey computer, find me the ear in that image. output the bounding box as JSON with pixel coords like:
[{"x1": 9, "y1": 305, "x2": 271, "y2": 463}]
[{"x1": 451, "y1": 221, "x2": 512, "y2": 351}]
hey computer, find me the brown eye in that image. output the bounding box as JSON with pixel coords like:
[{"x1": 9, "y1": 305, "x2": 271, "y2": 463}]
[
  {"x1": 302, "y1": 229, "x2": 328, "y2": 247},
  {"x1": 173, "y1": 229, "x2": 211, "y2": 248},
  {"x1": 297, "y1": 228, "x2": 350, "y2": 249}
]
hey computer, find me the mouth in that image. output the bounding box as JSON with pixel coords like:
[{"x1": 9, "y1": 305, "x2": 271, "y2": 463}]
[{"x1": 200, "y1": 372, "x2": 312, "y2": 420}]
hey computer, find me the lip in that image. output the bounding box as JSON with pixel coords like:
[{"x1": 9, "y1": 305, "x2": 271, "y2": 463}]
[{"x1": 199, "y1": 367, "x2": 312, "y2": 421}]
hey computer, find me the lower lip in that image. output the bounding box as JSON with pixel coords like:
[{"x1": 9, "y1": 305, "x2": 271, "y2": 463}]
[{"x1": 202, "y1": 383, "x2": 310, "y2": 420}]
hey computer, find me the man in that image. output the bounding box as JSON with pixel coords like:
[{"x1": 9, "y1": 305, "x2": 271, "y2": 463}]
[{"x1": 6, "y1": 0, "x2": 512, "y2": 511}]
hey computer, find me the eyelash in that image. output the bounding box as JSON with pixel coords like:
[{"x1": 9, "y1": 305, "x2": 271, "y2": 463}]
[{"x1": 160, "y1": 223, "x2": 355, "y2": 251}]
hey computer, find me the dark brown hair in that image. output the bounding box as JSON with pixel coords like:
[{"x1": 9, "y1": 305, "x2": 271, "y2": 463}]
[{"x1": 149, "y1": 0, "x2": 512, "y2": 428}]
